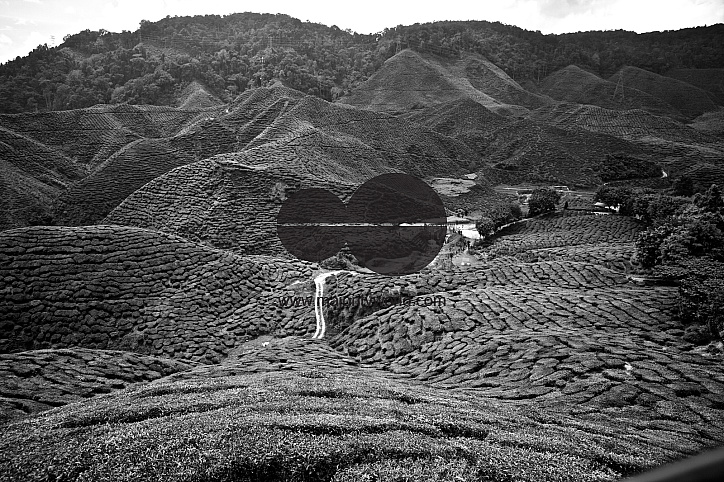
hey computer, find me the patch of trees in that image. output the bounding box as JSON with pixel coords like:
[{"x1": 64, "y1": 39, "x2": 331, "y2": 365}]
[
  {"x1": 2, "y1": 14, "x2": 724, "y2": 113},
  {"x1": 676, "y1": 263, "x2": 724, "y2": 344},
  {"x1": 475, "y1": 217, "x2": 495, "y2": 238},
  {"x1": 594, "y1": 183, "x2": 723, "y2": 343},
  {"x1": 0, "y1": 13, "x2": 384, "y2": 113},
  {"x1": 320, "y1": 249, "x2": 360, "y2": 270},
  {"x1": 528, "y1": 188, "x2": 561, "y2": 217},
  {"x1": 595, "y1": 154, "x2": 661, "y2": 182},
  {"x1": 594, "y1": 186, "x2": 691, "y2": 221},
  {"x1": 476, "y1": 203, "x2": 523, "y2": 238},
  {"x1": 384, "y1": 22, "x2": 724, "y2": 80},
  {"x1": 628, "y1": 184, "x2": 724, "y2": 344},
  {"x1": 670, "y1": 175, "x2": 695, "y2": 196}
]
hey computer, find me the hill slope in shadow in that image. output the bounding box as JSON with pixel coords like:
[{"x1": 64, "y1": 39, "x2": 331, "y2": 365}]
[
  {"x1": 610, "y1": 66, "x2": 719, "y2": 120},
  {"x1": 540, "y1": 64, "x2": 684, "y2": 120},
  {"x1": 339, "y1": 49, "x2": 551, "y2": 116}
]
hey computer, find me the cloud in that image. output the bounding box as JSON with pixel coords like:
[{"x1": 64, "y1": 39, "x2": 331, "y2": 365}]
[
  {"x1": 0, "y1": 30, "x2": 46, "y2": 63},
  {"x1": 22, "y1": 0, "x2": 43, "y2": 4},
  {"x1": 537, "y1": 0, "x2": 610, "y2": 19}
]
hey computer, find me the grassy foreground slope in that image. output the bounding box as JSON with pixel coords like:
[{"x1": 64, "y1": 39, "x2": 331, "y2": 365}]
[
  {"x1": 1, "y1": 208, "x2": 723, "y2": 481},
  {"x1": 0, "y1": 346, "x2": 703, "y2": 482}
]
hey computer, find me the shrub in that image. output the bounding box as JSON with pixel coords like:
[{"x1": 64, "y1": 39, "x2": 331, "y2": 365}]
[
  {"x1": 596, "y1": 154, "x2": 661, "y2": 181},
  {"x1": 687, "y1": 213, "x2": 724, "y2": 258},
  {"x1": 594, "y1": 186, "x2": 635, "y2": 214},
  {"x1": 671, "y1": 176, "x2": 694, "y2": 196},
  {"x1": 26, "y1": 205, "x2": 54, "y2": 226},
  {"x1": 694, "y1": 184, "x2": 724, "y2": 214},
  {"x1": 646, "y1": 195, "x2": 689, "y2": 224},
  {"x1": 320, "y1": 251, "x2": 359, "y2": 270},
  {"x1": 270, "y1": 182, "x2": 288, "y2": 203},
  {"x1": 527, "y1": 188, "x2": 560, "y2": 217},
  {"x1": 631, "y1": 195, "x2": 650, "y2": 219},
  {"x1": 475, "y1": 217, "x2": 495, "y2": 237},
  {"x1": 657, "y1": 226, "x2": 692, "y2": 265},
  {"x1": 678, "y1": 273, "x2": 724, "y2": 341},
  {"x1": 635, "y1": 223, "x2": 673, "y2": 267}
]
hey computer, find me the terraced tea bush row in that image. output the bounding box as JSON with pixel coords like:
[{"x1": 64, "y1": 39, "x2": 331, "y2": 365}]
[
  {"x1": 484, "y1": 213, "x2": 643, "y2": 256},
  {"x1": 314, "y1": 260, "x2": 630, "y2": 339},
  {"x1": 519, "y1": 242, "x2": 637, "y2": 272},
  {"x1": 530, "y1": 102, "x2": 719, "y2": 145},
  {"x1": 0, "y1": 348, "x2": 194, "y2": 422},
  {"x1": 330, "y1": 284, "x2": 723, "y2": 422},
  {"x1": 540, "y1": 65, "x2": 683, "y2": 119},
  {"x1": 0, "y1": 104, "x2": 220, "y2": 164},
  {"x1": 0, "y1": 225, "x2": 316, "y2": 362},
  {"x1": 105, "y1": 158, "x2": 357, "y2": 255}
]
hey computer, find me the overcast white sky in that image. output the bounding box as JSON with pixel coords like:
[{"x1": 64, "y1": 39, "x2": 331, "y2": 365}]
[{"x1": 1, "y1": 0, "x2": 723, "y2": 64}]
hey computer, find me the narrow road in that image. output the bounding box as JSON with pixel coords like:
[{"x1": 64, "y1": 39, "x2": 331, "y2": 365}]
[{"x1": 312, "y1": 270, "x2": 358, "y2": 339}]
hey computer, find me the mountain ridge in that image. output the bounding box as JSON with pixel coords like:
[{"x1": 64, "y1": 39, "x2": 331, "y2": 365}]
[{"x1": 1, "y1": 13, "x2": 722, "y2": 113}]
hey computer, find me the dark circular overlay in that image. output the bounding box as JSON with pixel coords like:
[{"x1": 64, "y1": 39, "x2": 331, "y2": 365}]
[
  {"x1": 276, "y1": 174, "x2": 447, "y2": 276},
  {"x1": 277, "y1": 188, "x2": 348, "y2": 263}
]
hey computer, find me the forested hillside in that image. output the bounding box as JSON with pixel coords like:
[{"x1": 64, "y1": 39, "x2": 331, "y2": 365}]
[{"x1": 1, "y1": 12, "x2": 723, "y2": 113}]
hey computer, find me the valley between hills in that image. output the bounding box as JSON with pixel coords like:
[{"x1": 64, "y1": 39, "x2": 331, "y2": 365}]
[{"x1": 1, "y1": 15, "x2": 724, "y2": 482}]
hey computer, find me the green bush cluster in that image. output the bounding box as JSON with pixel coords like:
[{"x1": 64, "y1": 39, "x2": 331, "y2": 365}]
[
  {"x1": 528, "y1": 188, "x2": 561, "y2": 217},
  {"x1": 475, "y1": 203, "x2": 523, "y2": 238},
  {"x1": 595, "y1": 154, "x2": 661, "y2": 182},
  {"x1": 630, "y1": 184, "x2": 724, "y2": 343},
  {"x1": 594, "y1": 185, "x2": 691, "y2": 222},
  {"x1": 633, "y1": 185, "x2": 724, "y2": 268},
  {"x1": 320, "y1": 250, "x2": 360, "y2": 270}
]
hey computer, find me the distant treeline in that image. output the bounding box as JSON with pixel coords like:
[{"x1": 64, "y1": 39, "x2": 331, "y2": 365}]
[{"x1": 1, "y1": 13, "x2": 723, "y2": 113}]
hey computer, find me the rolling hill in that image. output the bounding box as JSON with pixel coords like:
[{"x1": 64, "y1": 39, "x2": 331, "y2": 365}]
[
  {"x1": 0, "y1": 101, "x2": 219, "y2": 165},
  {"x1": 1, "y1": 84, "x2": 486, "y2": 230},
  {"x1": 0, "y1": 225, "x2": 316, "y2": 362},
  {"x1": 402, "y1": 98, "x2": 513, "y2": 153},
  {"x1": 1, "y1": 15, "x2": 724, "y2": 482},
  {"x1": 665, "y1": 68, "x2": 724, "y2": 104},
  {"x1": 102, "y1": 90, "x2": 485, "y2": 253},
  {"x1": 539, "y1": 64, "x2": 684, "y2": 119},
  {"x1": 610, "y1": 66, "x2": 719, "y2": 120},
  {"x1": 689, "y1": 109, "x2": 724, "y2": 138},
  {"x1": 339, "y1": 49, "x2": 551, "y2": 116},
  {"x1": 527, "y1": 102, "x2": 724, "y2": 185},
  {"x1": 401, "y1": 98, "x2": 658, "y2": 187},
  {"x1": 0, "y1": 126, "x2": 87, "y2": 230},
  {"x1": 342, "y1": 49, "x2": 724, "y2": 187}
]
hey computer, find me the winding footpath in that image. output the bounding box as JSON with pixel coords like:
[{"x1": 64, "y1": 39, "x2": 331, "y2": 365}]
[{"x1": 312, "y1": 270, "x2": 358, "y2": 339}]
